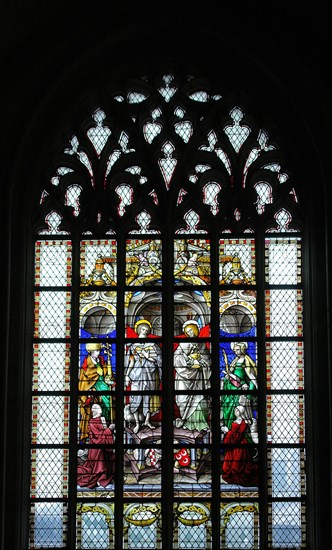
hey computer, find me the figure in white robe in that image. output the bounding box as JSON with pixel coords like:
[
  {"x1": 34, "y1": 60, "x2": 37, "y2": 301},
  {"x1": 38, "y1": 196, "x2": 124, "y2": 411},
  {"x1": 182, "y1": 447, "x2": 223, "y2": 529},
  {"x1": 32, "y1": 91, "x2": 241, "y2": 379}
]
[{"x1": 174, "y1": 320, "x2": 211, "y2": 431}]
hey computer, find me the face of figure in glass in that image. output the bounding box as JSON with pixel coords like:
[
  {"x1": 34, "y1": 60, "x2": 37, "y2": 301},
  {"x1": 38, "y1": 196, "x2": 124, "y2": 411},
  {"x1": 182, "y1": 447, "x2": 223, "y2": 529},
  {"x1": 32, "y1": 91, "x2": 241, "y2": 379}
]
[
  {"x1": 136, "y1": 323, "x2": 151, "y2": 337},
  {"x1": 90, "y1": 349, "x2": 101, "y2": 359},
  {"x1": 234, "y1": 405, "x2": 244, "y2": 419},
  {"x1": 91, "y1": 403, "x2": 102, "y2": 418},
  {"x1": 233, "y1": 344, "x2": 242, "y2": 357},
  {"x1": 183, "y1": 321, "x2": 199, "y2": 338}
]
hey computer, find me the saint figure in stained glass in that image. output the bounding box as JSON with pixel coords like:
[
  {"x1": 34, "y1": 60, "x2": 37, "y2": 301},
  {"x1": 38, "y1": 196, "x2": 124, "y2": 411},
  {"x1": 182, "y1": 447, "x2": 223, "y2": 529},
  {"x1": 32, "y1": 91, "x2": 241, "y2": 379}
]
[
  {"x1": 79, "y1": 342, "x2": 115, "y2": 441},
  {"x1": 125, "y1": 320, "x2": 162, "y2": 433},
  {"x1": 174, "y1": 320, "x2": 211, "y2": 432},
  {"x1": 221, "y1": 342, "x2": 257, "y2": 431}
]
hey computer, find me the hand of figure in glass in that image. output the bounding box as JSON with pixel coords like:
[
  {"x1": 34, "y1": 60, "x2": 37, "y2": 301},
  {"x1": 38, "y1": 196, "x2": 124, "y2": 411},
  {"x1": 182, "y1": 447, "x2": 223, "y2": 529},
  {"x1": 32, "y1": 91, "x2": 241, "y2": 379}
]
[{"x1": 104, "y1": 374, "x2": 114, "y2": 386}]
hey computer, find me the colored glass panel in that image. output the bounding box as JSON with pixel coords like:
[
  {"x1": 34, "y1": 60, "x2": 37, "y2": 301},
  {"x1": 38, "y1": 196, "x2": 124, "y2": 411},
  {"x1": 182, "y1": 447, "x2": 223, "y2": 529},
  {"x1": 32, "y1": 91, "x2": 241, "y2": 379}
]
[
  {"x1": 125, "y1": 291, "x2": 162, "y2": 336},
  {"x1": 78, "y1": 343, "x2": 116, "y2": 443},
  {"x1": 124, "y1": 503, "x2": 161, "y2": 549},
  {"x1": 219, "y1": 239, "x2": 255, "y2": 285},
  {"x1": 80, "y1": 293, "x2": 117, "y2": 337},
  {"x1": 126, "y1": 239, "x2": 162, "y2": 286},
  {"x1": 173, "y1": 337, "x2": 211, "y2": 434},
  {"x1": 124, "y1": 446, "x2": 162, "y2": 488},
  {"x1": 124, "y1": 389, "x2": 162, "y2": 437},
  {"x1": 174, "y1": 291, "x2": 211, "y2": 336},
  {"x1": 80, "y1": 240, "x2": 117, "y2": 286},
  {"x1": 76, "y1": 503, "x2": 115, "y2": 548},
  {"x1": 30, "y1": 75, "x2": 307, "y2": 549},
  {"x1": 175, "y1": 503, "x2": 211, "y2": 549},
  {"x1": 219, "y1": 290, "x2": 256, "y2": 336},
  {"x1": 174, "y1": 239, "x2": 211, "y2": 285},
  {"x1": 173, "y1": 447, "x2": 212, "y2": 499}
]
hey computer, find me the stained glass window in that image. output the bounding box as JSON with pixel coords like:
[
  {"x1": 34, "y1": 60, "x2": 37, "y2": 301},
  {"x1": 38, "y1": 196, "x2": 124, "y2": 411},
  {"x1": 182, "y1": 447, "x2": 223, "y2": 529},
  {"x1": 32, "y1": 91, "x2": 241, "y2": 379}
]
[{"x1": 31, "y1": 72, "x2": 305, "y2": 548}]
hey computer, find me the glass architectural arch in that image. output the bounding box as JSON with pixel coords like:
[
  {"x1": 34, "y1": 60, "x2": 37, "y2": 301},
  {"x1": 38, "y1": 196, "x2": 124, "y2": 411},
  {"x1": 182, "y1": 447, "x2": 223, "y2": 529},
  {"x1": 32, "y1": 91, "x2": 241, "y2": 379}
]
[{"x1": 30, "y1": 72, "x2": 305, "y2": 549}]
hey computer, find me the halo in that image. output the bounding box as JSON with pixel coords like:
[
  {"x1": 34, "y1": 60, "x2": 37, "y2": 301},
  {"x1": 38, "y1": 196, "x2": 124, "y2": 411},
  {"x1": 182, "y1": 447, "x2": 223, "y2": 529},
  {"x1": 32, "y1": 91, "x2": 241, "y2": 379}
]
[
  {"x1": 183, "y1": 320, "x2": 199, "y2": 336},
  {"x1": 134, "y1": 319, "x2": 152, "y2": 333},
  {"x1": 230, "y1": 341, "x2": 248, "y2": 351}
]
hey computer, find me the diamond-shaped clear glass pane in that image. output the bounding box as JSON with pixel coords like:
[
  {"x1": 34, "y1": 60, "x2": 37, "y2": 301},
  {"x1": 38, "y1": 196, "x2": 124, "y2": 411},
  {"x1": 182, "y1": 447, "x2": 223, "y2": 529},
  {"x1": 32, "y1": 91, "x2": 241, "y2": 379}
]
[
  {"x1": 266, "y1": 341, "x2": 304, "y2": 390},
  {"x1": 270, "y1": 501, "x2": 303, "y2": 548},
  {"x1": 266, "y1": 290, "x2": 303, "y2": 337},
  {"x1": 269, "y1": 448, "x2": 305, "y2": 498},
  {"x1": 77, "y1": 502, "x2": 114, "y2": 549},
  {"x1": 30, "y1": 502, "x2": 67, "y2": 548},
  {"x1": 124, "y1": 503, "x2": 160, "y2": 549},
  {"x1": 35, "y1": 241, "x2": 72, "y2": 286},
  {"x1": 267, "y1": 394, "x2": 305, "y2": 444},
  {"x1": 31, "y1": 396, "x2": 69, "y2": 444},
  {"x1": 189, "y1": 91, "x2": 209, "y2": 102},
  {"x1": 266, "y1": 238, "x2": 301, "y2": 284},
  {"x1": 31, "y1": 449, "x2": 68, "y2": 498},
  {"x1": 174, "y1": 120, "x2": 193, "y2": 143},
  {"x1": 224, "y1": 108, "x2": 250, "y2": 153},
  {"x1": 202, "y1": 182, "x2": 221, "y2": 215},
  {"x1": 116, "y1": 184, "x2": 134, "y2": 216},
  {"x1": 87, "y1": 109, "x2": 111, "y2": 155},
  {"x1": 33, "y1": 343, "x2": 70, "y2": 392},
  {"x1": 143, "y1": 121, "x2": 162, "y2": 143},
  {"x1": 34, "y1": 292, "x2": 71, "y2": 338},
  {"x1": 176, "y1": 503, "x2": 211, "y2": 549},
  {"x1": 221, "y1": 504, "x2": 258, "y2": 549}
]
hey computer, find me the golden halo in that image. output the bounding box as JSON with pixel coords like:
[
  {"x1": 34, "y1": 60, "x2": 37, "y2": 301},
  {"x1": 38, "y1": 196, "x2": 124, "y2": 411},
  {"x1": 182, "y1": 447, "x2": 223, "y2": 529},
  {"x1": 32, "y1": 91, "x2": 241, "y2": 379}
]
[
  {"x1": 134, "y1": 319, "x2": 152, "y2": 332},
  {"x1": 183, "y1": 320, "x2": 199, "y2": 337}
]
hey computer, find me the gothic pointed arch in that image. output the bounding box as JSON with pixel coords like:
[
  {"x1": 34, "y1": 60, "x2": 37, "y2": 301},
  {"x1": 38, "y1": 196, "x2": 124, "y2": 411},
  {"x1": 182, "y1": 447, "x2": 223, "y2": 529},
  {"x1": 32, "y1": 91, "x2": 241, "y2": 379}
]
[{"x1": 28, "y1": 68, "x2": 309, "y2": 550}]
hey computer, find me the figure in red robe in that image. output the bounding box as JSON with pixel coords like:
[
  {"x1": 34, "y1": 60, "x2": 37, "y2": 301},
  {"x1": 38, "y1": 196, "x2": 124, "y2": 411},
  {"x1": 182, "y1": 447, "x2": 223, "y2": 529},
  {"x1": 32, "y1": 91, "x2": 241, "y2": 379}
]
[
  {"x1": 221, "y1": 405, "x2": 258, "y2": 487},
  {"x1": 77, "y1": 404, "x2": 115, "y2": 489}
]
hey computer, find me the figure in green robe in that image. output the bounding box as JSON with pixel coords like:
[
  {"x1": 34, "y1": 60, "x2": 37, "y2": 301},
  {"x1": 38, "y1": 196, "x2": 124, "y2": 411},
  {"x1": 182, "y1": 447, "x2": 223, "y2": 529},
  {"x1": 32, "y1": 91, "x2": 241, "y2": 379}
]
[{"x1": 221, "y1": 342, "x2": 257, "y2": 430}]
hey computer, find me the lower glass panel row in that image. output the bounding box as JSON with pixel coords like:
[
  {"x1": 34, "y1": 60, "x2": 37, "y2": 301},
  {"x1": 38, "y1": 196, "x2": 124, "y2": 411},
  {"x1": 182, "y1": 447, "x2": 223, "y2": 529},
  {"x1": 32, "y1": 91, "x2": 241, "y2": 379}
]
[{"x1": 29, "y1": 500, "x2": 306, "y2": 549}]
